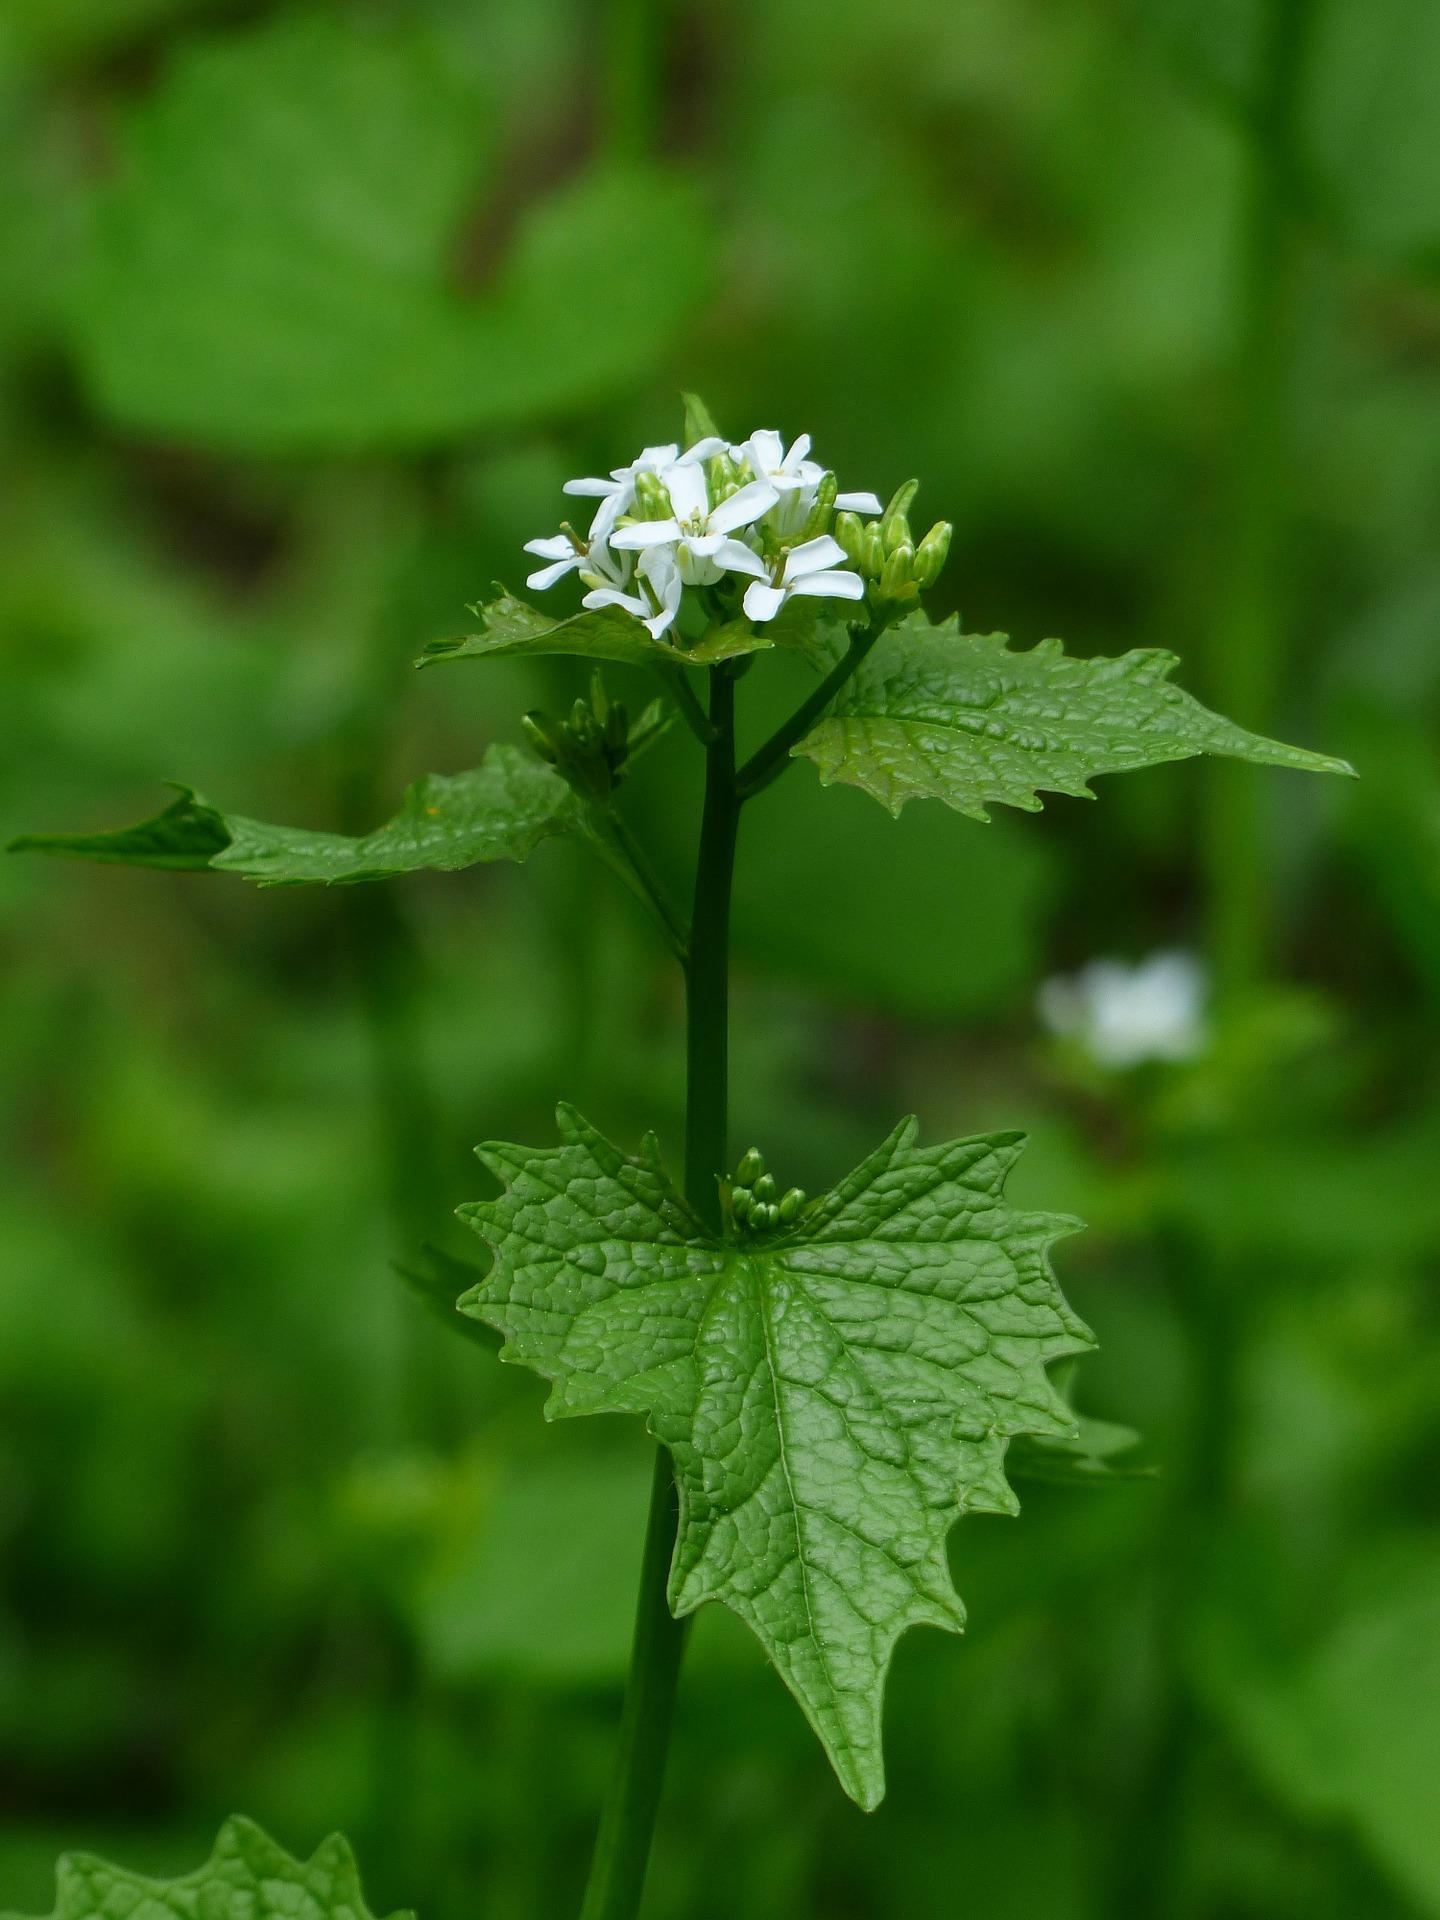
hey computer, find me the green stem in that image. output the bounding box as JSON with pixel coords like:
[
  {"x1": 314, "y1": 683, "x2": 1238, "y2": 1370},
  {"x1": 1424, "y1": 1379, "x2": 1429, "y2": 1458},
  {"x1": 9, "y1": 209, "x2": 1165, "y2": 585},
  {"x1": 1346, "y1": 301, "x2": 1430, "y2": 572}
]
[
  {"x1": 1203, "y1": 0, "x2": 1315, "y2": 1001},
  {"x1": 685, "y1": 665, "x2": 739, "y2": 1217},
  {"x1": 576, "y1": 1450, "x2": 689, "y2": 1920},
  {"x1": 599, "y1": 805, "x2": 691, "y2": 963},
  {"x1": 601, "y1": 0, "x2": 661, "y2": 163},
  {"x1": 735, "y1": 612, "x2": 891, "y2": 802},
  {"x1": 656, "y1": 662, "x2": 719, "y2": 748},
  {"x1": 576, "y1": 663, "x2": 739, "y2": 1920}
]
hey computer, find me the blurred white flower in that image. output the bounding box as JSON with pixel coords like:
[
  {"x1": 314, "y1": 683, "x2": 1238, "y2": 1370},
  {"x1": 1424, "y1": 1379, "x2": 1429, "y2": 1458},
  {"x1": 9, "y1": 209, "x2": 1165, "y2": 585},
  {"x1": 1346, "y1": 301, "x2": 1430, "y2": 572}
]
[
  {"x1": 742, "y1": 535, "x2": 865, "y2": 624},
  {"x1": 1037, "y1": 951, "x2": 1207, "y2": 1069}
]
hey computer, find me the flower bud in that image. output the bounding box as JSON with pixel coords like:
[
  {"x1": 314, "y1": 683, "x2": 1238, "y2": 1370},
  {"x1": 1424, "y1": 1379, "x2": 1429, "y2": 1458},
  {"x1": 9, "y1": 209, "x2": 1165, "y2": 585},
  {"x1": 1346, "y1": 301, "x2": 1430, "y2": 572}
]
[
  {"x1": 778, "y1": 1187, "x2": 806, "y2": 1224},
  {"x1": 604, "y1": 701, "x2": 629, "y2": 756},
  {"x1": 834, "y1": 510, "x2": 865, "y2": 564},
  {"x1": 882, "y1": 478, "x2": 919, "y2": 525},
  {"x1": 736, "y1": 1148, "x2": 765, "y2": 1186},
  {"x1": 761, "y1": 1203, "x2": 782, "y2": 1231},
  {"x1": 634, "y1": 472, "x2": 672, "y2": 520},
  {"x1": 752, "y1": 1172, "x2": 777, "y2": 1203},
  {"x1": 912, "y1": 521, "x2": 952, "y2": 588},
  {"x1": 882, "y1": 513, "x2": 912, "y2": 556},
  {"x1": 860, "y1": 523, "x2": 886, "y2": 578},
  {"x1": 800, "y1": 472, "x2": 838, "y2": 542},
  {"x1": 731, "y1": 1186, "x2": 754, "y2": 1223},
  {"x1": 570, "y1": 697, "x2": 604, "y2": 751},
  {"x1": 521, "y1": 712, "x2": 560, "y2": 765},
  {"x1": 880, "y1": 544, "x2": 915, "y2": 597}
]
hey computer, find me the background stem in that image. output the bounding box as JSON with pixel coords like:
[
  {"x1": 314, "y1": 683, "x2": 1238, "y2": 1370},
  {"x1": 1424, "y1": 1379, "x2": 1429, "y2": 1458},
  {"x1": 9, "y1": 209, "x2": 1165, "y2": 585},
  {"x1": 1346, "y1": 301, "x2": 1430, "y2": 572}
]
[
  {"x1": 1202, "y1": 0, "x2": 1315, "y2": 1002},
  {"x1": 577, "y1": 664, "x2": 739, "y2": 1920}
]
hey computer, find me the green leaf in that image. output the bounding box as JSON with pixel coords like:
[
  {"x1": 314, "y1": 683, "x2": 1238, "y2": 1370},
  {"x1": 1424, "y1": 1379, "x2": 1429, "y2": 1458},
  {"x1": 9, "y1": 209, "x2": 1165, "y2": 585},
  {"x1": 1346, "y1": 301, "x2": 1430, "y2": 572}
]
[
  {"x1": 72, "y1": 13, "x2": 711, "y2": 450},
  {"x1": 421, "y1": 587, "x2": 773, "y2": 671},
  {"x1": 459, "y1": 1105, "x2": 1092, "y2": 1809},
  {"x1": 1, "y1": 1815, "x2": 407, "y2": 1920},
  {"x1": 794, "y1": 616, "x2": 1354, "y2": 819},
  {"x1": 11, "y1": 746, "x2": 572, "y2": 886}
]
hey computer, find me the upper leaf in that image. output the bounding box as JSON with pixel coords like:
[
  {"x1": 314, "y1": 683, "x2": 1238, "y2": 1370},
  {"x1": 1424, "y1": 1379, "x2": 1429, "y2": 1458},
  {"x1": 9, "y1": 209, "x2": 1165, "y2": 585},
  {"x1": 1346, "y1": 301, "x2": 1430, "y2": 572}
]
[
  {"x1": 421, "y1": 588, "x2": 775, "y2": 672},
  {"x1": 459, "y1": 1106, "x2": 1092, "y2": 1809},
  {"x1": 2, "y1": 1815, "x2": 408, "y2": 1920},
  {"x1": 72, "y1": 13, "x2": 710, "y2": 450},
  {"x1": 11, "y1": 746, "x2": 571, "y2": 885},
  {"x1": 794, "y1": 616, "x2": 1354, "y2": 819}
]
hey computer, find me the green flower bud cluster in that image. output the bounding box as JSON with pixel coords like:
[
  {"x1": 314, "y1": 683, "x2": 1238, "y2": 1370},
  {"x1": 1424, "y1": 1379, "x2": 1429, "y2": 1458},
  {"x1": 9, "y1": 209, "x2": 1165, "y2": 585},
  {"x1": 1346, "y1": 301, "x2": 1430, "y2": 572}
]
[
  {"x1": 833, "y1": 479, "x2": 952, "y2": 604},
  {"x1": 726, "y1": 1147, "x2": 807, "y2": 1238},
  {"x1": 633, "y1": 472, "x2": 674, "y2": 521},
  {"x1": 706, "y1": 448, "x2": 747, "y2": 509},
  {"x1": 522, "y1": 670, "x2": 632, "y2": 799}
]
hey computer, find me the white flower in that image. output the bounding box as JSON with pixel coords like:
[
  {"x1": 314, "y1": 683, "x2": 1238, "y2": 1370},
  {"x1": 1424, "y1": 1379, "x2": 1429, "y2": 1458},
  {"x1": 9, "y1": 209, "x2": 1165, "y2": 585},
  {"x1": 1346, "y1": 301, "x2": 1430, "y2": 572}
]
[
  {"x1": 609, "y1": 461, "x2": 776, "y2": 635},
  {"x1": 564, "y1": 437, "x2": 725, "y2": 544},
  {"x1": 741, "y1": 535, "x2": 865, "y2": 625},
  {"x1": 737, "y1": 429, "x2": 882, "y2": 535},
  {"x1": 523, "y1": 527, "x2": 631, "y2": 598},
  {"x1": 1037, "y1": 952, "x2": 1207, "y2": 1070}
]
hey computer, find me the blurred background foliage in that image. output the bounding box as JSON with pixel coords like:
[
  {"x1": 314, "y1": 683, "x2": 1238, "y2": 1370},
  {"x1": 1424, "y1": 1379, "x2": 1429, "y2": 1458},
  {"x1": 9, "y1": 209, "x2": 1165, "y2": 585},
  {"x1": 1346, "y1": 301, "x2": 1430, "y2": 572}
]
[{"x1": 2, "y1": 0, "x2": 1438, "y2": 1915}]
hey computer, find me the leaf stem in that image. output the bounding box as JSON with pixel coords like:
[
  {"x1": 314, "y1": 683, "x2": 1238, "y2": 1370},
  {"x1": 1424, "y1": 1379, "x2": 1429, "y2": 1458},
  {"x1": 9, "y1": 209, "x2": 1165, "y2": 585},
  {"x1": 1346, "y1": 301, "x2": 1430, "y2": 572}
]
[
  {"x1": 599, "y1": 804, "x2": 691, "y2": 964},
  {"x1": 734, "y1": 612, "x2": 893, "y2": 802},
  {"x1": 576, "y1": 663, "x2": 739, "y2": 1920},
  {"x1": 656, "y1": 661, "x2": 719, "y2": 747}
]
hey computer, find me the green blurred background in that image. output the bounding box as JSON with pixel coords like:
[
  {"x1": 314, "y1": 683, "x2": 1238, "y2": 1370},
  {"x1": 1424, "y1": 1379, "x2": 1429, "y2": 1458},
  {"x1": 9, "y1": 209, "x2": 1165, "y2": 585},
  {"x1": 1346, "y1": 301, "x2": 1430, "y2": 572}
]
[{"x1": 3, "y1": 0, "x2": 1438, "y2": 1914}]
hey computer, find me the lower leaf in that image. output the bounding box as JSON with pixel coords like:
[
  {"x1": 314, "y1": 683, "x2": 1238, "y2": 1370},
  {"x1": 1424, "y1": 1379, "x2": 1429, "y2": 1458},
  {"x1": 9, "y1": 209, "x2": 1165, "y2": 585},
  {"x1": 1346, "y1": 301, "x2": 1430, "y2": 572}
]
[
  {"x1": 458, "y1": 1105, "x2": 1094, "y2": 1809},
  {"x1": 3, "y1": 1817, "x2": 408, "y2": 1920}
]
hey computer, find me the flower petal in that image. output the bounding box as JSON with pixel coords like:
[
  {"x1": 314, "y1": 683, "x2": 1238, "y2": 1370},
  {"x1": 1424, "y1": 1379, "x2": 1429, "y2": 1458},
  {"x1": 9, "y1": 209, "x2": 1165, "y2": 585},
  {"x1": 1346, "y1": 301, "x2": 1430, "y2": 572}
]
[
  {"x1": 743, "y1": 430, "x2": 784, "y2": 476},
  {"x1": 789, "y1": 569, "x2": 865, "y2": 600},
  {"x1": 526, "y1": 558, "x2": 579, "y2": 591},
  {"x1": 679, "y1": 435, "x2": 727, "y2": 463},
  {"x1": 835, "y1": 490, "x2": 883, "y2": 514},
  {"x1": 523, "y1": 534, "x2": 576, "y2": 560},
  {"x1": 783, "y1": 432, "x2": 813, "y2": 469},
  {"x1": 611, "y1": 519, "x2": 682, "y2": 550},
  {"x1": 664, "y1": 461, "x2": 709, "y2": 524},
  {"x1": 711, "y1": 537, "x2": 768, "y2": 579},
  {"x1": 582, "y1": 586, "x2": 648, "y2": 617},
  {"x1": 564, "y1": 477, "x2": 618, "y2": 498},
  {"x1": 782, "y1": 534, "x2": 847, "y2": 580},
  {"x1": 743, "y1": 581, "x2": 788, "y2": 623},
  {"x1": 710, "y1": 479, "x2": 779, "y2": 534}
]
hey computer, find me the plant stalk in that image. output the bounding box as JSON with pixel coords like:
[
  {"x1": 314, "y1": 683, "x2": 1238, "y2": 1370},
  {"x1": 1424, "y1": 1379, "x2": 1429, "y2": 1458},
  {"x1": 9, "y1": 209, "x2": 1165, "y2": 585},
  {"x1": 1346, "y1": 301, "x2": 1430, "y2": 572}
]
[
  {"x1": 1202, "y1": 0, "x2": 1315, "y2": 1001},
  {"x1": 577, "y1": 663, "x2": 739, "y2": 1920},
  {"x1": 735, "y1": 612, "x2": 892, "y2": 801}
]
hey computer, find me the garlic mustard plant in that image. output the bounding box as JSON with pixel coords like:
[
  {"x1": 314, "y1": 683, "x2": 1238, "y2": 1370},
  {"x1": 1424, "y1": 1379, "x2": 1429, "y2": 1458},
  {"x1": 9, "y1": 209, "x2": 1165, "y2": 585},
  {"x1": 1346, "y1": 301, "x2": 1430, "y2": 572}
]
[{"x1": 9, "y1": 396, "x2": 1353, "y2": 1920}]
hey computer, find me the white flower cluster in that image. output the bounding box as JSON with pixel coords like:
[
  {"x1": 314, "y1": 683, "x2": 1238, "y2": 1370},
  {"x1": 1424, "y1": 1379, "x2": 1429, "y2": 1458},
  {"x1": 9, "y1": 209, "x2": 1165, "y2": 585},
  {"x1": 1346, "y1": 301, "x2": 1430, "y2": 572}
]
[{"x1": 524, "y1": 430, "x2": 883, "y2": 639}]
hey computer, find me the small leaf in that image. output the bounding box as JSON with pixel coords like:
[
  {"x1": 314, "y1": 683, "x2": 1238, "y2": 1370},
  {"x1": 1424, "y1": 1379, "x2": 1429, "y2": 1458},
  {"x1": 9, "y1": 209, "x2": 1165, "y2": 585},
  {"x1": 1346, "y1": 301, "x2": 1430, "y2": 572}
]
[
  {"x1": 2, "y1": 1815, "x2": 408, "y2": 1920},
  {"x1": 8, "y1": 787, "x2": 229, "y2": 869},
  {"x1": 459, "y1": 1106, "x2": 1092, "y2": 1809},
  {"x1": 421, "y1": 587, "x2": 772, "y2": 672},
  {"x1": 682, "y1": 390, "x2": 723, "y2": 444},
  {"x1": 1008, "y1": 1411, "x2": 1152, "y2": 1485},
  {"x1": 397, "y1": 1244, "x2": 498, "y2": 1350},
  {"x1": 11, "y1": 746, "x2": 572, "y2": 886},
  {"x1": 794, "y1": 615, "x2": 1354, "y2": 820}
]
